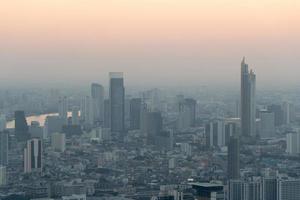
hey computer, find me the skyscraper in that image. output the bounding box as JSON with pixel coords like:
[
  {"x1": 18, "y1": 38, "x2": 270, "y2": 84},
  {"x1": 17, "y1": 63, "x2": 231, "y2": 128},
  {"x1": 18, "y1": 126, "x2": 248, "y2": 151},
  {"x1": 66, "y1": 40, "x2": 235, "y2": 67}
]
[
  {"x1": 15, "y1": 110, "x2": 29, "y2": 141},
  {"x1": 109, "y1": 72, "x2": 125, "y2": 132},
  {"x1": 259, "y1": 110, "x2": 275, "y2": 138},
  {"x1": 145, "y1": 111, "x2": 163, "y2": 145},
  {"x1": 58, "y1": 96, "x2": 68, "y2": 124},
  {"x1": 241, "y1": 57, "x2": 256, "y2": 136},
  {"x1": 130, "y1": 98, "x2": 142, "y2": 130},
  {"x1": 228, "y1": 135, "x2": 240, "y2": 180},
  {"x1": 71, "y1": 106, "x2": 79, "y2": 125},
  {"x1": 0, "y1": 131, "x2": 8, "y2": 166},
  {"x1": 91, "y1": 83, "x2": 105, "y2": 125},
  {"x1": 24, "y1": 138, "x2": 42, "y2": 173},
  {"x1": 51, "y1": 132, "x2": 66, "y2": 152},
  {"x1": 177, "y1": 98, "x2": 196, "y2": 130}
]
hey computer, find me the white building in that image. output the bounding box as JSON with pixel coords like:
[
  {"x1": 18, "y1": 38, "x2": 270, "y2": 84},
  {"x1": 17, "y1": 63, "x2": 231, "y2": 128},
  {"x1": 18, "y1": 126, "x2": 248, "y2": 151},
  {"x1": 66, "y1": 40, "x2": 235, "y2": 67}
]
[{"x1": 24, "y1": 138, "x2": 42, "y2": 173}]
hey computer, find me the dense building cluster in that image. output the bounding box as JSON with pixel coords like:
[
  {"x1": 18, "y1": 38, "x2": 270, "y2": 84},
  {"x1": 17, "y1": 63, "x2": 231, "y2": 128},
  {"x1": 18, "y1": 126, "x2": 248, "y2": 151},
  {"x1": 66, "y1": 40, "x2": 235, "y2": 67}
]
[{"x1": 0, "y1": 59, "x2": 300, "y2": 200}]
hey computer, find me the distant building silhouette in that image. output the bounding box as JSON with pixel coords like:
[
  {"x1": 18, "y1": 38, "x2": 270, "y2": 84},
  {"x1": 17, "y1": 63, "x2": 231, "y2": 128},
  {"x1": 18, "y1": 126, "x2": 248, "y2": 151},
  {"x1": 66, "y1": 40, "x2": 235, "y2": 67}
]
[
  {"x1": 145, "y1": 111, "x2": 162, "y2": 145},
  {"x1": 130, "y1": 98, "x2": 142, "y2": 130},
  {"x1": 0, "y1": 131, "x2": 8, "y2": 166},
  {"x1": 240, "y1": 57, "x2": 256, "y2": 136},
  {"x1": 14, "y1": 110, "x2": 29, "y2": 141},
  {"x1": 177, "y1": 98, "x2": 196, "y2": 130},
  {"x1": 91, "y1": 83, "x2": 104, "y2": 125},
  {"x1": 109, "y1": 72, "x2": 125, "y2": 132}
]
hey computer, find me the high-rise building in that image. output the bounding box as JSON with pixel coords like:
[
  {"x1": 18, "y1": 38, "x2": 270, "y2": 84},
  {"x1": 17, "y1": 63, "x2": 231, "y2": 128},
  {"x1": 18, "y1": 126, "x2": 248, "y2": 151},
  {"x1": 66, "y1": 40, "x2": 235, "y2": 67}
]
[
  {"x1": 283, "y1": 101, "x2": 291, "y2": 125},
  {"x1": 241, "y1": 57, "x2": 256, "y2": 136},
  {"x1": 81, "y1": 96, "x2": 94, "y2": 126},
  {"x1": 145, "y1": 111, "x2": 163, "y2": 144},
  {"x1": 15, "y1": 110, "x2": 29, "y2": 141},
  {"x1": 109, "y1": 72, "x2": 125, "y2": 132},
  {"x1": 229, "y1": 179, "x2": 261, "y2": 200},
  {"x1": 58, "y1": 96, "x2": 68, "y2": 124},
  {"x1": 0, "y1": 114, "x2": 6, "y2": 131},
  {"x1": 277, "y1": 179, "x2": 300, "y2": 200},
  {"x1": 177, "y1": 98, "x2": 196, "y2": 130},
  {"x1": 0, "y1": 166, "x2": 6, "y2": 186},
  {"x1": 51, "y1": 132, "x2": 66, "y2": 152},
  {"x1": 286, "y1": 132, "x2": 300, "y2": 154},
  {"x1": 225, "y1": 122, "x2": 238, "y2": 146},
  {"x1": 228, "y1": 136, "x2": 240, "y2": 180},
  {"x1": 205, "y1": 120, "x2": 225, "y2": 147},
  {"x1": 29, "y1": 121, "x2": 43, "y2": 139},
  {"x1": 267, "y1": 104, "x2": 284, "y2": 127},
  {"x1": 103, "y1": 99, "x2": 110, "y2": 128},
  {"x1": 91, "y1": 83, "x2": 104, "y2": 125},
  {"x1": 262, "y1": 177, "x2": 277, "y2": 200},
  {"x1": 0, "y1": 131, "x2": 8, "y2": 166},
  {"x1": 259, "y1": 110, "x2": 275, "y2": 138},
  {"x1": 72, "y1": 106, "x2": 79, "y2": 125},
  {"x1": 44, "y1": 116, "x2": 64, "y2": 138},
  {"x1": 130, "y1": 98, "x2": 142, "y2": 130},
  {"x1": 24, "y1": 138, "x2": 42, "y2": 173}
]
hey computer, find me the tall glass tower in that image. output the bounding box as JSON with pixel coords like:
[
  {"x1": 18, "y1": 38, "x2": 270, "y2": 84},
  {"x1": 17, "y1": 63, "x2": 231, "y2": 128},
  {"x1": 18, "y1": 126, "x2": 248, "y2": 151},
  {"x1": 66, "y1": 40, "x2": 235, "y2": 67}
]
[{"x1": 109, "y1": 72, "x2": 125, "y2": 132}]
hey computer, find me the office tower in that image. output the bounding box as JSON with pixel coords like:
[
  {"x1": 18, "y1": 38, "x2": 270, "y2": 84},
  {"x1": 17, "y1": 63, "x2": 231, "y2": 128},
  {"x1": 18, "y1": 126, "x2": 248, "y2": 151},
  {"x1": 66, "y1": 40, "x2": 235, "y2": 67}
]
[
  {"x1": 140, "y1": 102, "x2": 148, "y2": 136},
  {"x1": 156, "y1": 130, "x2": 174, "y2": 151},
  {"x1": 229, "y1": 179, "x2": 261, "y2": 200},
  {"x1": 72, "y1": 106, "x2": 79, "y2": 125},
  {"x1": 15, "y1": 110, "x2": 29, "y2": 141},
  {"x1": 205, "y1": 120, "x2": 225, "y2": 148},
  {"x1": 103, "y1": 99, "x2": 110, "y2": 128},
  {"x1": 91, "y1": 83, "x2": 105, "y2": 125},
  {"x1": 229, "y1": 180, "x2": 243, "y2": 200},
  {"x1": 283, "y1": 101, "x2": 290, "y2": 125},
  {"x1": 175, "y1": 94, "x2": 185, "y2": 112},
  {"x1": 130, "y1": 98, "x2": 142, "y2": 130},
  {"x1": 145, "y1": 111, "x2": 163, "y2": 144},
  {"x1": 267, "y1": 104, "x2": 284, "y2": 127},
  {"x1": 44, "y1": 116, "x2": 64, "y2": 138},
  {"x1": 240, "y1": 57, "x2": 256, "y2": 136},
  {"x1": 58, "y1": 96, "x2": 68, "y2": 124},
  {"x1": 29, "y1": 121, "x2": 43, "y2": 139},
  {"x1": 24, "y1": 138, "x2": 42, "y2": 173},
  {"x1": 81, "y1": 96, "x2": 94, "y2": 126},
  {"x1": 109, "y1": 72, "x2": 125, "y2": 132},
  {"x1": 225, "y1": 122, "x2": 237, "y2": 146},
  {"x1": 286, "y1": 132, "x2": 300, "y2": 154},
  {"x1": 0, "y1": 114, "x2": 6, "y2": 131},
  {"x1": 51, "y1": 132, "x2": 66, "y2": 152},
  {"x1": 0, "y1": 131, "x2": 8, "y2": 166},
  {"x1": 259, "y1": 110, "x2": 275, "y2": 138},
  {"x1": 0, "y1": 166, "x2": 6, "y2": 186},
  {"x1": 262, "y1": 178, "x2": 277, "y2": 200},
  {"x1": 228, "y1": 136, "x2": 240, "y2": 180},
  {"x1": 277, "y1": 179, "x2": 300, "y2": 200},
  {"x1": 177, "y1": 98, "x2": 196, "y2": 130}
]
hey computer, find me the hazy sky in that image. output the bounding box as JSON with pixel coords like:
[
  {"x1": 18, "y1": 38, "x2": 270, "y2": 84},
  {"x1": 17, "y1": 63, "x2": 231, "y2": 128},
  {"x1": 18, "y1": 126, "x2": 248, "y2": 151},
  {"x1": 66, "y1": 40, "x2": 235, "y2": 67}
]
[{"x1": 1, "y1": 0, "x2": 300, "y2": 88}]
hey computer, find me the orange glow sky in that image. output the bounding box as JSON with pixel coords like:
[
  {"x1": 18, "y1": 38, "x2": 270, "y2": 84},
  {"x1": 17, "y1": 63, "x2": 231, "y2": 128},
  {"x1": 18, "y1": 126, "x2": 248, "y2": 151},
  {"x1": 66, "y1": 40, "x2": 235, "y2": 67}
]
[{"x1": 1, "y1": 0, "x2": 300, "y2": 88}]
